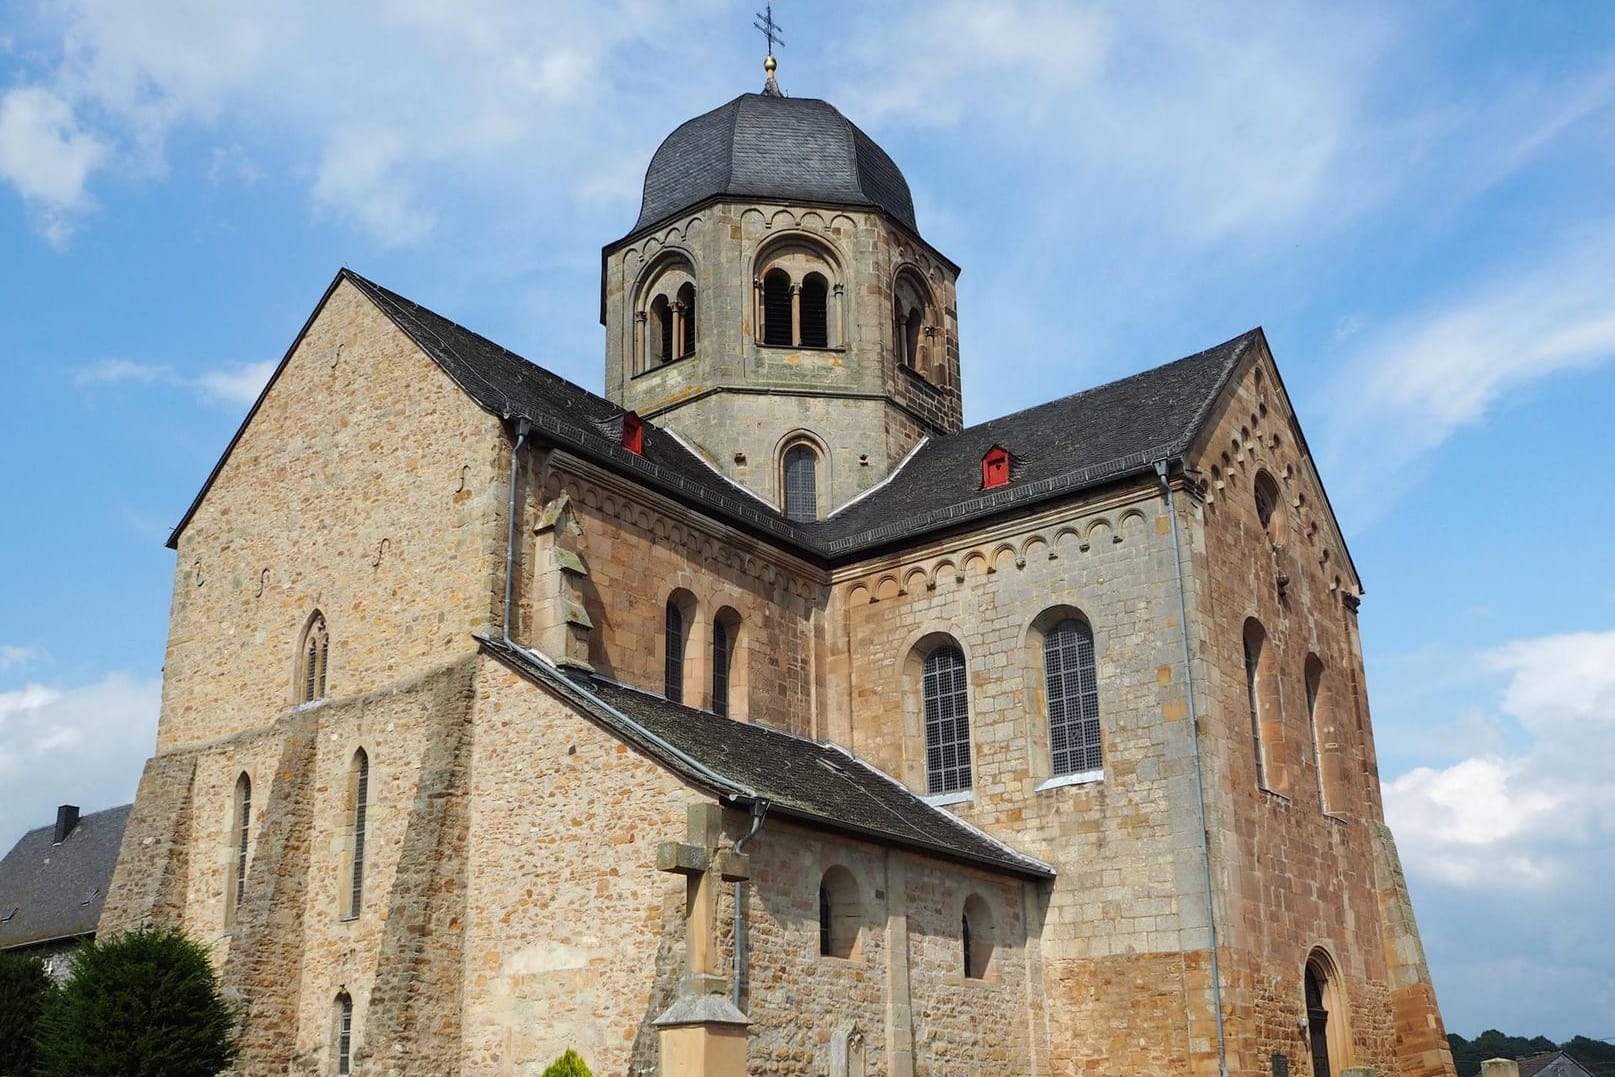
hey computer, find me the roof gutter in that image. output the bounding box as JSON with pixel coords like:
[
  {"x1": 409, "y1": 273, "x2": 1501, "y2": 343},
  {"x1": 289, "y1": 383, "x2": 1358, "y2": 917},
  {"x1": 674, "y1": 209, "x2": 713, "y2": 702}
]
[{"x1": 1155, "y1": 457, "x2": 1229, "y2": 1077}]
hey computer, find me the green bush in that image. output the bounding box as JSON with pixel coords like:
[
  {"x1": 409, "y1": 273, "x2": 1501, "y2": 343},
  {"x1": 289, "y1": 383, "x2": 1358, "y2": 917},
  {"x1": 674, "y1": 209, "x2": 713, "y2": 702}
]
[
  {"x1": 0, "y1": 950, "x2": 52, "y2": 1076},
  {"x1": 542, "y1": 1048, "x2": 594, "y2": 1077},
  {"x1": 37, "y1": 924, "x2": 237, "y2": 1077}
]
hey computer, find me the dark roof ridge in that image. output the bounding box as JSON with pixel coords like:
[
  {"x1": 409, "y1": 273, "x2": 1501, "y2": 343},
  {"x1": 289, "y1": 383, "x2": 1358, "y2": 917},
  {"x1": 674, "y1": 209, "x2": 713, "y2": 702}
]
[{"x1": 959, "y1": 328, "x2": 1260, "y2": 441}]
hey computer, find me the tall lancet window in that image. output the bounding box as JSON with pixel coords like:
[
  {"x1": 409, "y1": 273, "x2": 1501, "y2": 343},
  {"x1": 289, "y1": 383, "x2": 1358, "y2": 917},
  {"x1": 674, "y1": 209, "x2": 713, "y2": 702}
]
[
  {"x1": 227, "y1": 772, "x2": 251, "y2": 925},
  {"x1": 922, "y1": 645, "x2": 972, "y2": 794},
  {"x1": 783, "y1": 445, "x2": 819, "y2": 522},
  {"x1": 299, "y1": 611, "x2": 329, "y2": 704},
  {"x1": 665, "y1": 599, "x2": 686, "y2": 704},
  {"x1": 711, "y1": 615, "x2": 732, "y2": 718},
  {"x1": 346, "y1": 748, "x2": 369, "y2": 919}
]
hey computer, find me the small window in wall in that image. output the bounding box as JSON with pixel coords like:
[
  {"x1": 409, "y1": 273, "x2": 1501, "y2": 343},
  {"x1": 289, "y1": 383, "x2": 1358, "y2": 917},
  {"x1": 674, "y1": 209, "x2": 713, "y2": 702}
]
[
  {"x1": 922, "y1": 645, "x2": 972, "y2": 795},
  {"x1": 651, "y1": 295, "x2": 674, "y2": 364},
  {"x1": 347, "y1": 749, "x2": 369, "y2": 919},
  {"x1": 1255, "y1": 470, "x2": 1284, "y2": 539},
  {"x1": 664, "y1": 599, "x2": 687, "y2": 704},
  {"x1": 299, "y1": 611, "x2": 329, "y2": 704},
  {"x1": 783, "y1": 445, "x2": 819, "y2": 522},
  {"x1": 800, "y1": 273, "x2": 830, "y2": 348},
  {"x1": 230, "y1": 772, "x2": 251, "y2": 922},
  {"x1": 962, "y1": 894, "x2": 994, "y2": 980},
  {"x1": 1244, "y1": 620, "x2": 1270, "y2": 790},
  {"x1": 1045, "y1": 619, "x2": 1102, "y2": 776},
  {"x1": 335, "y1": 992, "x2": 354, "y2": 1077},
  {"x1": 817, "y1": 866, "x2": 863, "y2": 959},
  {"x1": 762, "y1": 269, "x2": 794, "y2": 347},
  {"x1": 711, "y1": 614, "x2": 732, "y2": 718}
]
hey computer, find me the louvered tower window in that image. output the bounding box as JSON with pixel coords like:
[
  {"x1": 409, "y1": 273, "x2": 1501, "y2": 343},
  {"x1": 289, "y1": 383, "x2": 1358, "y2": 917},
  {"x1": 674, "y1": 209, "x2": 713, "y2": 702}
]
[
  {"x1": 348, "y1": 749, "x2": 368, "y2": 919},
  {"x1": 800, "y1": 274, "x2": 829, "y2": 348},
  {"x1": 762, "y1": 270, "x2": 793, "y2": 346},
  {"x1": 678, "y1": 282, "x2": 696, "y2": 357},
  {"x1": 1045, "y1": 619, "x2": 1102, "y2": 775},
  {"x1": 664, "y1": 599, "x2": 686, "y2": 704},
  {"x1": 783, "y1": 446, "x2": 818, "y2": 522},
  {"x1": 922, "y1": 646, "x2": 972, "y2": 794}
]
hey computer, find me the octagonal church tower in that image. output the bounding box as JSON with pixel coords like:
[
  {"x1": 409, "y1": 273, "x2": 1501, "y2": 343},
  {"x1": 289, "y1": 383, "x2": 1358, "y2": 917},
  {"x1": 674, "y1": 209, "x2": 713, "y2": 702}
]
[{"x1": 602, "y1": 62, "x2": 962, "y2": 520}]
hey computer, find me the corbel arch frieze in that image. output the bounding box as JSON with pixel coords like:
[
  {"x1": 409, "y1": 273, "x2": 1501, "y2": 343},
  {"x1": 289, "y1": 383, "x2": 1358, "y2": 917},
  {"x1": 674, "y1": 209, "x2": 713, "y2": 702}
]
[{"x1": 545, "y1": 470, "x2": 820, "y2": 600}]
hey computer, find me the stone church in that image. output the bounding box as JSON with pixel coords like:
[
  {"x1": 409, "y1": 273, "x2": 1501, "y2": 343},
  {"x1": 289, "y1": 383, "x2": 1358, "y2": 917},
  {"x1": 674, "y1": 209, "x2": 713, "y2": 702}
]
[{"x1": 101, "y1": 60, "x2": 1458, "y2": 1077}]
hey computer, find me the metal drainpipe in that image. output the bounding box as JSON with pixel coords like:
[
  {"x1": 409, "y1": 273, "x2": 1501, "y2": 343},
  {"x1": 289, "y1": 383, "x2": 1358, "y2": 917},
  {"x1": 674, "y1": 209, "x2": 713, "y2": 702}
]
[
  {"x1": 731, "y1": 798, "x2": 770, "y2": 1011},
  {"x1": 1155, "y1": 458, "x2": 1230, "y2": 1077},
  {"x1": 502, "y1": 420, "x2": 532, "y2": 649}
]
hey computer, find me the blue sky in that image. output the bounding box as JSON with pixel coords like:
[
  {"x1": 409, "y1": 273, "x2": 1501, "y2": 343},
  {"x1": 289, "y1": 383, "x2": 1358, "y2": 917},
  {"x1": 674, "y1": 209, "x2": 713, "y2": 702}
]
[{"x1": 2, "y1": 0, "x2": 1613, "y2": 1042}]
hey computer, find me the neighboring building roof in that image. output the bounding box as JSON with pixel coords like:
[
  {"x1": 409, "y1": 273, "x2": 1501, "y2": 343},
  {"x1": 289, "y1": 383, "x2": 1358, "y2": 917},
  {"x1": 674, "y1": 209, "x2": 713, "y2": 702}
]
[
  {"x1": 626, "y1": 93, "x2": 919, "y2": 240},
  {"x1": 0, "y1": 804, "x2": 131, "y2": 950},
  {"x1": 480, "y1": 636, "x2": 1054, "y2": 880},
  {"x1": 167, "y1": 270, "x2": 1259, "y2": 563},
  {"x1": 1519, "y1": 1052, "x2": 1596, "y2": 1077}
]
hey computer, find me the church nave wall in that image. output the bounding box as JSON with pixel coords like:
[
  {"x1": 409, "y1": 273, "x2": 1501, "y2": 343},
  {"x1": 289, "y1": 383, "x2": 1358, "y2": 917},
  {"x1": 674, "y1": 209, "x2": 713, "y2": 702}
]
[
  {"x1": 159, "y1": 279, "x2": 509, "y2": 752},
  {"x1": 532, "y1": 457, "x2": 824, "y2": 737}
]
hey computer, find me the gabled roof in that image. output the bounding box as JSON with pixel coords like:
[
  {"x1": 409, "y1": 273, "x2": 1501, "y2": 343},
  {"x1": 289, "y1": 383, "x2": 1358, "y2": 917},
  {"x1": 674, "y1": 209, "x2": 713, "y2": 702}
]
[
  {"x1": 479, "y1": 636, "x2": 1053, "y2": 880},
  {"x1": 168, "y1": 269, "x2": 1262, "y2": 562},
  {"x1": 0, "y1": 804, "x2": 131, "y2": 950},
  {"x1": 625, "y1": 93, "x2": 919, "y2": 241},
  {"x1": 1520, "y1": 1052, "x2": 1596, "y2": 1077}
]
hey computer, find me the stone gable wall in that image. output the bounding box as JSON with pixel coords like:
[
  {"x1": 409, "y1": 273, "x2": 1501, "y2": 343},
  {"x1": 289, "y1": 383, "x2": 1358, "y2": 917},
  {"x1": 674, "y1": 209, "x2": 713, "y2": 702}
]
[
  {"x1": 158, "y1": 278, "x2": 508, "y2": 751},
  {"x1": 1187, "y1": 349, "x2": 1453, "y2": 1077}
]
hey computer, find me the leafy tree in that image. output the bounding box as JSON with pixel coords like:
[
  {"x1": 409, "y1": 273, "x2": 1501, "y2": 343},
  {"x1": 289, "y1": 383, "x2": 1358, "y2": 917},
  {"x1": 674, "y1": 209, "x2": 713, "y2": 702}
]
[
  {"x1": 37, "y1": 924, "x2": 237, "y2": 1077},
  {"x1": 542, "y1": 1048, "x2": 594, "y2": 1077},
  {"x1": 0, "y1": 951, "x2": 52, "y2": 1076}
]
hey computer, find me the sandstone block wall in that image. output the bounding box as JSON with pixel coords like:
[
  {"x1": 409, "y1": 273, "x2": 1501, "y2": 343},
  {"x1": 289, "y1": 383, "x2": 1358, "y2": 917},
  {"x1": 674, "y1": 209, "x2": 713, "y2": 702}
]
[
  {"x1": 1187, "y1": 348, "x2": 1453, "y2": 1077},
  {"x1": 601, "y1": 202, "x2": 961, "y2": 511},
  {"x1": 159, "y1": 278, "x2": 508, "y2": 750},
  {"x1": 531, "y1": 454, "x2": 824, "y2": 736}
]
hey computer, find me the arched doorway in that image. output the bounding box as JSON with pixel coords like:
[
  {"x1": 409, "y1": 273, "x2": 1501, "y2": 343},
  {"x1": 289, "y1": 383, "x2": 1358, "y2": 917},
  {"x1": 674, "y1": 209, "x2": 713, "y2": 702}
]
[{"x1": 1304, "y1": 949, "x2": 1349, "y2": 1077}]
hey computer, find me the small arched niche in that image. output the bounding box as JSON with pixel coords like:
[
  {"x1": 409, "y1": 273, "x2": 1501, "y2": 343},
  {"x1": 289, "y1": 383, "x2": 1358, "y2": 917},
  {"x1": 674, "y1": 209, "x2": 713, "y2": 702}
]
[
  {"x1": 817, "y1": 865, "x2": 864, "y2": 960},
  {"x1": 962, "y1": 892, "x2": 996, "y2": 980}
]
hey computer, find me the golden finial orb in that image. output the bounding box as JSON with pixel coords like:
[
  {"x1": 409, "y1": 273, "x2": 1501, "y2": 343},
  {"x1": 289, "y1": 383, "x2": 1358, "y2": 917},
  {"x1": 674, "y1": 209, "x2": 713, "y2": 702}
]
[{"x1": 765, "y1": 55, "x2": 777, "y2": 75}]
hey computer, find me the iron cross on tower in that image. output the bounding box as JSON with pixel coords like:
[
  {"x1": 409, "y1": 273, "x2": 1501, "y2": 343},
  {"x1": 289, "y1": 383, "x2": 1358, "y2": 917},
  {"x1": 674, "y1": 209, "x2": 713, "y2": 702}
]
[{"x1": 754, "y1": 2, "x2": 784, "y2": 57}]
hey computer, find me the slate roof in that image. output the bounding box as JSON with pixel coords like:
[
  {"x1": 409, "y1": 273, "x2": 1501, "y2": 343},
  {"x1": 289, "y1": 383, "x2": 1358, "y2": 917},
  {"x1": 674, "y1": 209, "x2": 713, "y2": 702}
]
[
  {"x1": 808, "y1": 331, "x2": 1258, "y2": 554},
  {"x1": 480, "y1": 636, "x2": 1053, "y2": 880},
  {"x1": 1520, "y1": 1053, "x2": 1595, "y2": 1077},
  {"x1": 626, "y1": 93, "x2": 919, "y2": 239},
  {"x1": 0, "y1": 804, "x2": 131, "y2": 950},
  {"x1": 168, "y1": 270, "x2": 1260, "y2": 563}
]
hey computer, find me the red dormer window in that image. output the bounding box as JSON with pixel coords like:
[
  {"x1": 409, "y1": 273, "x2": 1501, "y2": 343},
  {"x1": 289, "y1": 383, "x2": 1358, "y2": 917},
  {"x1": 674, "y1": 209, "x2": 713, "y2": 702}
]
[
  {"x1": 622, "y1": 411, "x2": 644, "y2": 456},
  {"x1": 982, "y1": 445, "x2": 1010, "y2": 489}
]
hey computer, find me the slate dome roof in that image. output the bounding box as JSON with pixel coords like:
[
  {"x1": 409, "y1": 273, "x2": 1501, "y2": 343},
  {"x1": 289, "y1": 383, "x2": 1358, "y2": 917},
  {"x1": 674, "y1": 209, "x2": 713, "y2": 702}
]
[{"x1": 628, "y1": 92, "x2": 919, "y2": 238}]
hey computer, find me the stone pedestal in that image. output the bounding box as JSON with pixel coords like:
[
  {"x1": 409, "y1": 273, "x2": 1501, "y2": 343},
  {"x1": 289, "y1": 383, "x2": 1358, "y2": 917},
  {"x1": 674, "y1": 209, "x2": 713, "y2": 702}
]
[{"x1": 655, "y1": 993, "x2": 750, "y2": 1077}]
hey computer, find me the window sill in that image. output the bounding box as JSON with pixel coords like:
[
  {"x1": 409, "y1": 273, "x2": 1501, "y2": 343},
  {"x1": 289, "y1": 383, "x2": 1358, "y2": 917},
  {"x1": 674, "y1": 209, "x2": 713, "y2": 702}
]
[
  {"x1": 898, "y1": 364, "x2": 945, "y2": 392},
  {"x1": 753, "y1": 342, "x2": 845, "y2": 354},
  {"x1": 1259, "y1": 787, "x2": 1291, "y2": 806},
  {"x1": 1035, "y1": 769, "x2": 1104, "y2": 792},
  {"x1": 631, "y1": 354, "x2": 695, "y2": 379},
  {"x1": 923, "y1": 790, "x2": 973, "y2": 808},
  {"x1": 339, "y1": 913, "x2": 359, "y2": 924}
]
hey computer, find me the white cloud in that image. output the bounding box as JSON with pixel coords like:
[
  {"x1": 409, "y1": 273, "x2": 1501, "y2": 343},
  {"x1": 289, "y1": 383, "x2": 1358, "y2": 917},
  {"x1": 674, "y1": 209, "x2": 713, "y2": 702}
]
[
  {"x1": 1321, "y1": 221, "x2": 1615, "y2": 520},
  {"x1": 190, "y1": 359, "x2": 276, "y2": 406},
  {"x1": 1385, "y1": 629, "x2": 1615, "y2": 890},
  {"x1": 0, "y1": 84, "x2": 108, "y2": 245},
  {"x1": 0, "y1": 645, "x2": 44, "y2": 671},
  {"x1": 74, "y1": 357, "x2": 275, "y2": 406},
  {"x1": 0, "y1": 673, "x2": 160, "y2": 851}
]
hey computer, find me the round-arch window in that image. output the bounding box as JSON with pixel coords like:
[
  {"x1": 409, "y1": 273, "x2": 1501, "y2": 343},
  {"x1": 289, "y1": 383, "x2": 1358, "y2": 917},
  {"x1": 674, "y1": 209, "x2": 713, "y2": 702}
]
[
  {"x1": 783, "y1": 445, "x2": 818, "y2": 522},
  {"x1": 801, "y1": 274, "x2": 829, "y2": 348},
  {"x1": 762, "y1": 270, "x2": 793, "y2": 347}
]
